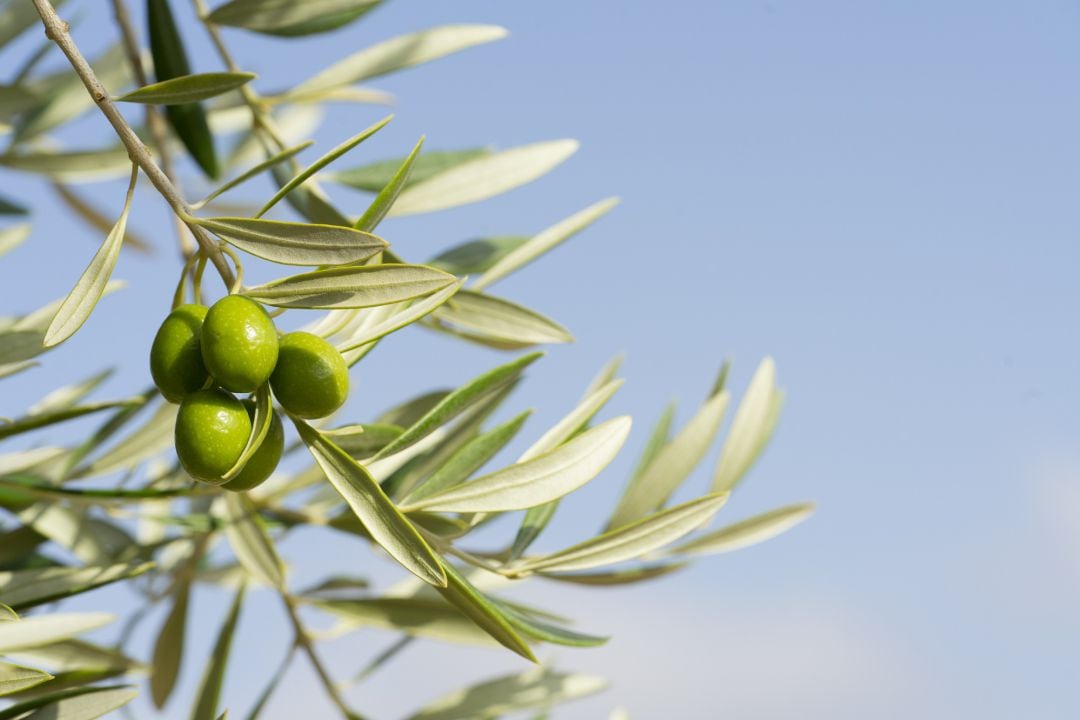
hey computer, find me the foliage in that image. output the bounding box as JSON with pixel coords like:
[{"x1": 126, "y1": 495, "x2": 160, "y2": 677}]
[{"x1": 0, "y1": 0, "x2": 812, "y2": 717}]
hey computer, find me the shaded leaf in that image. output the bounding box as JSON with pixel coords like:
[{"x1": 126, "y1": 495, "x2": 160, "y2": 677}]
[
  {"x1": 354, "y1": 135, "x2": 424, "y2": 232},
  {"x1": 189, "y1": 585, "x2": 246, "y2": 720},
  {"x1": 151, "y1": 577, "x2": 190, "y2": 708},
  {"x1": 242, "y1": 264, "x2": 455, "y2": 309},
  {"x1": 208, "y1": 0, "x2": 381, "y2": 37},
  {"x1": 118, "y1": 72, "x2": 255, "y2": 104},
  {"x1": 309, "y1": 597, "x2": 500, "y2": 648},
  {"x1": 0, "y1": 562, "x2": 153, "y2": 612},
  {"x1": 0, "y1": 685, "x2": 137, "y2": 720},
  {"x1": 433, "y1": 563, "x2": 535, "y2": 662},
  {"x1": 330, "y1": 148, "x2": 488, "y2": 193},
  {"x1": 429, "y1": 236, "x2": 527, "y2": 276},
  {"x1": 193, "y1": 141, "x2": 313, "y2": 209},
  {"x1": 538, "y1": 562, "x2": 687, "y2": 587},
  {"x1": 199, "y1": 217, "x2": 385, "y2": 266},
  {"x1": 0, "y1": 148, "x2": 131, "y2": 181},
  {"x1": 495, "y1": 602, "x2": 607, "y2": 648}
]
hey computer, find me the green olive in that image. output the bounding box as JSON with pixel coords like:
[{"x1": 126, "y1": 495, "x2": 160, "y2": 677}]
[
  {"x1": 175, "y1": 388, "x2": 250, "y2": 484},
  {"x1": 270, "y1": 331, "x2": 349, "y2": 419},
  {"x1": 200, "y1": 295, "x2": 279, "y2": 393},
  {"x1": 221, "y1": 402, "x2": 284, "y2": 492},
  {"x1": 150, "y1": 304, "x2": 209, "y2": 403}
]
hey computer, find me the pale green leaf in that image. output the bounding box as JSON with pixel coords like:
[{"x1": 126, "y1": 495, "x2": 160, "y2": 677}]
[
  {"x1": 151, "y1": 579, "x2": 189, "y2": 708},
  {"x1": 117, "y1": 72, "x2": 255, "y2": 104},
  {"x1": 193, "y1": 141, "x2": 313, "y2": 209},
  {"x1": 432, "y1": 290, "x2": 572, "y2": 348},
  {"x1": 402, "y1": 416, "x2": 630, "y2": 514},
  {"x1": 428, "y1": 236, "x2": 527, "y2": 276},
  {"x1": 630, "y1": 402, "x2": 675, "y2": 483},
  {"x1": 12, "y1": 686, "x2": 137, "y2": 720},
  {"x1": 0, "y1": 399, "x2": 140, "y2": 442},
  {"x1": 214, "y1": 493, "x2": 285, "y2": 589},
  {"x1": 0, "y1": 148, "x2": 131, "y2": 181},
  {"x1": 309, "y1": 597, "x2": 500, "y2": 648},
  {"x1": 291, "y1": 25, "x2": 508, "y2": 98},
  {"x1": 322, "y1": 423, "x2": 403, "y2": 457},
  {"x1": 294, "y1": 420, "x2": 447, "y2": 587},
  {"x1": 407, "y1": 667, "x2": 604, "y2": 720},
  {"x1": 207, "y1": 0, "x2": 381, "y2": 37},
  {"x1": 473, "y1": 197, "x2": 619, "y2": 291},
  {"x1": 330, "y1": 148, "x2": 486, "y2": 194},
  {"x1": 27, "y1": 369, "x2": 112, "y2": 416},
  {"x1": 43, "y1": 165, "x2": 136, "y2": 347},
  {"x1": 77, "y1": 400, "x2": 177, "y2": 477},
  {"x1": 390, "y1": 140, "x2": 578, "y2": 216},
  {"x1": 336, "y1": 280, "x2": 462, "y2": 352},
  {"x1": 712, "y1": 357, "x2": 783, "y2": 492},
  {"x1": 0, "y1": 562, "x2": 153, "y2": 612},
  {"x1": 224, "y1": 385, "x2": 273, "y2": 481},
  {"x1": 200, "y1": 217, "x2": 385, "y2": 266},
  {"x1": 432, "y1": 562, "x2": 535, "y2": 662},
  {"x1": 354, "y1": 136, "x2": 424, "y2": 232},
  {"x1": 242, "y1": 264, "x2": 456, "y2": 309},
  {"x1": 607, "y1": 390, "x2": 729, "y2": 529},
  {"x1": 0, "y1": 613, "x2": 113, "y2": 654},
  {"x1": 189, "y1": 585, "x2": 245, "y2": 720},
  {"x1": 495, "y1": 602, "x2": 607, "y2": 648},
  {"x1": 513, "y1": 494, "x2": 729, "y2": 575},
  {"x1": 0, "y1": 447, "x2": 65, "y2": 475},
  {"x1": 0, "y1": 663, "x2": 52, "y2": 697},
  {"x1": 17, "y1": 503, "x2": 132, "y2": 565},
  {"x1": 666, "y1": 503, "x2": 814, "y2": 557},
  {"x1": 8, "y1": 639, "x2": 142, "y2": 674},
  {"x1": 376, "y1": 352, "x2": 540, "y2": 459},
  {"x1": 0, "y1": 224, "x2": 30, "y2": 258},
  {"x1": 256, "y1": 114, "x2": 391, "y2": 218},
  {"x1": 0, "y1": 0, "x2": 65, "y2": 49},
  {"x1": 538, "y1": 562, "x2": 687, "y2": 586}
]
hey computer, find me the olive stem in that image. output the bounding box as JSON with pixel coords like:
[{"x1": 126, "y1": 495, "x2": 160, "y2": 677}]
[
  {"x1": 30, "y1": 0, "x2": 235, "y2": 288},
  {"x1": 108, "y1": 0, "x2": 195, "y2": 261}
]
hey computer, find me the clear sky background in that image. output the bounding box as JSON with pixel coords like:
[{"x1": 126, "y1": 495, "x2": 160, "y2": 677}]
[{"x1": 2, "y1": 1, "x2": 1079, "y2": 718}]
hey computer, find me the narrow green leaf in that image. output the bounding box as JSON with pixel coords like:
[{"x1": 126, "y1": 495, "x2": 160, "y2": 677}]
[
  {"x1": 256, "y1": 114, "x2": 392, "y2": 218},
  {"x1": 433, "y1": 563, "x2": 535, "y2": 662},
  {"x1": 538, "y1": 562, "x2": 687, "y2": 586},
  {"x1": 0, "y1": 562, "x2": 153, "y2": 612},
  {"x1": 3, "y1": 685, "x2": 137, "y2": 720},
  {"x1": 495, "y1": 602, "x2": 608, "y2": 648},
  {"x1": 331, "y1": 148, "x2": 485, "y2": 194},
  {"x1": 294, "y1": 420, "x2": 447, "y2": 587},
  {"x1": 148, "y1": 0, "x2": 219, "y2": 177},
  {"x1": 432, "y1": 290, "x2": 572, "y2": 349},
  {"x1": 193, "y1": 141, "x2": 313, "y2": 209},
  {"x1": 712, "y1": 357, "x2": 783, "y2": 492},
  {"x1": 473, "y1": 198, "x2": 619, "y2": 291},
  {"x1": 43, "y1": 165, "x2": 136, "y2": 347},
  {"x1": 0, "y1": 662, "x2": 51, "y2": 697},
  {"x1": 151, "y1": 578, "x2": 189, "y2": 708},
  {"x1": 223, "y1": 385, "x2": 272, "y2": 480},
  {"x1": 242, "y1": 264, "x2": 456, "y2": 309},
  {"x1": 17, "y1": 504, "x2": 132, "y2": 565},
  {"x1": 207, "y1": 0, "x2": 381, "y2": 37},
  {"x1": 0, "y1": 224, "x2": 30, "y2": 258},
  {"x1": 407, "y1": 667, "x2": 603, "y2": 720},
  {"x1": 402, "y1": 410, "x2": 531, "y2": 505},
  {"x1": 402, "y1": 416, "x2": 630, "y2": 514},
  {"x1": 607, "y1": 390, "x2": 729, "y2": 529},
  {"x1": 354, "y1": 136, "x2": 424, "y2": 232},
  {"x1": 666, "y1": 503, "x2": 814, "y2": 557},
  {"x1": 335, "y1": 280, "x2": 462, "y2": 352},
  {"x1": 514, "y1": 494, "x2": 729, "y2": 575},
  {"x1": 309, "y1": 597, "x2": 500, "y2": 647},
  {"x1": 0, "y1": 148, "x2": 131, "y2": 182},
  {"x1": 0, "y1": 613, "x2": 113, "y2": 654},
  {"x1": 8, "y1": 639, "x2": 141, "y2": 674},
  {"x1": 0, "y1": 0, "x2": 65, "y2": 49},
  {"x1": 199, "y1": 217, "x2": 385, "y2": 266},
  {"x1": 322, "y1": 423, "x2": 403, "y2": 457},
  {"x1": 428, "y1": 236, "x2": 527, "y2": 276},
  {"x1": 52, "y1": 183, "x2": 151, "y2": 254},
  {"x1": 291, "y1": 25, "x2": 508, "y2": 98},
  {"x1": 629, "y1": 402, "x2": 675, "y2": 483},
  {"x1": 117, "y1": 72, "x2": 255, "y2": 105},
  {"x1": 189, "y1": 585, "x2": 246, "y2": 720},
  {"x1": 377, "y1": 352, "x2": 541, "y2": 458},
  {"x1": 214, "y1": 493, "x2": 285, "y2": 589},
  {"x1": 77, "y1": 400, "x2": 177, "y2": 478},
  {"x1": 390, "y1": 140, "x2": 578, "y2": 217},
  {"x1": 28, "y1": 369, "x2": 112, "y2": 416},
  {"x1": 0, "y1": 400, "x2": 138, "y2": 441}
]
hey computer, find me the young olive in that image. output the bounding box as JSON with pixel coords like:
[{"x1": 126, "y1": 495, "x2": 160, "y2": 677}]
[
  {"x1": 221, "y1": 402, "x2": 284, "y2": 492},
  {"x1": 149, "y1": 304, "x2": 209, "y2": 403},
  {"x1": 270, "y1": 331, "x2": 349, "y2": 419},
  {"x1": 175, "y1": 388, "x2": 250, "y2": 484},
  {"x1": 200, "y1": 295, "x2": 279, "y2": 393}
]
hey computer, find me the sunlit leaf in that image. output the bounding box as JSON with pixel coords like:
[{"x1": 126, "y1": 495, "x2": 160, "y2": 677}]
[
  {"x1": 335, "y1": 280, "x2": 462, "y2": 352},
  {"x1": 537, "y1": 562, "x2": 687, "y2": 587},
  {"x1": 390, "y1": 140, "x2": 578, "y2": 217},
  {"x1": 432, "y1": 290, "x2": 572, "y2": 349},
  {"x1": 330, "y1": 148, "x2": 488, "y2": 194},
  {"x1": 666, "y1": 503, "x2": 814, "y2": 557},
  {"x1": 207, "y1": 0, "x2": 382, "y2": 37},
  {"x1": 432, "y1": 562, "x2": 535, "y2": 662},
  {"x1": 76, "y1": 400, "x2": 177, "y2": 478},
  {"x1": 495, "y1": 602, "x2": 607, "y2": 648},
  {"x1": 0, "y1": 562, "x2": 153, "y2": 612},
  {"x1": 0, "y1": 663, "x2": 52, "y2": 697},
  {"x1": 151, "y1": 577, "x2": 190, "y2": 708},
  {"x1": 242, "y1": 264, "x2": 455, "y2": 309},
  {"x1": 428, "y1": 236, "x2": 527, "y2": 276},
  {"x1": 199, "y1": 217, "x2": 385, "y2": 267},
  {"x1": 189, "y1": 584, "x2": 246, "y2": 720},
  {"x1": 0, "y1": 685, "x2": 137, "y2": 720},
  {"x1": 712, "y1": 357, "x2": 783, "y2": 492},
  {"x1": 118, "y1": 72, "x2": 255, "y2": 104},
  {"x1": 214, "y1": 493, "x2": 284, "y2": 589},
  {"x1": 407, "y1": 667, "x2": 604, "y2": 720},
  {"x1": 308, "y1": 597, "x2": 501, "y2": 648},
  {"x1": 0, "y1": 148, "x2": 131, "y2": 182},
  {"x1": 0, "y1": 225, "x2": 30, "y2": 258},
  {"x1": 354, "y1": 136, "x2": 424, "y2": 232},
  {"x1": 0, "y1": 613, "x2": 113, "y2": 654}
]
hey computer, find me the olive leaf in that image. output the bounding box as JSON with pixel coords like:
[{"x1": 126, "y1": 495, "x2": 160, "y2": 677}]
[
  {"x1": 223, "y1": 385, "x2": 273, "y2": 480},
  {"x1": 197, "y1": 217, "x2": 386, "y2": 266},
  {"x1": 214, "y1": 493, "x2": 285, "y2": 589},
  {"x1": 192, "y1": 141, "x2": 313, "y2": 209},
  {"x1": 537, "y1": 562, "x2": 687, "y2": 587},
  {"x1": 307, "y1": 596, "x2": 502, "y2": 648},
  {"x1": 400, "y1": 416, "x2": 631, "y2": 514},
  {"x1": 330, "y1": 148, "x2": 490, "y2": 193},
  {"x1": 43, "y1": 165, "x2": 137, "y2": 348},
  {"x1": 712, "y1": 357, "x2": 784, "y2": 493},
  {"x1": 494, "y1": 601, "x2": 608, "y2": 648},
  {"x1": 289, "y1": 25, "x2": 508, "y2": 98},
  {"x1": 189, "y1": 584, "x2": 245, "y2": 720},
  {"x1": 242, "y1": 264, "x2": 456, "y2": 309},
  {"x1": 207, "y1": 0, "x2": 382, "y2": 37},
  {"x1": 607, "y1": 389, "x2": 729, "y2": 529},
  {"x1": 0, "y1": 663, "x2": 52, "y2": 697},
  {"x1": 0, "y1": 399, "x2": 141, "y2": 441},
  {"x1": 0, "y1": 0, "x2": 65, "y2": 49},
  {"x1": 512, "y1": 494, "x2": 729, "y2": 575},
  {"x1": 335, "y1": 280, "x2": 462, "y2": 352},
  {"x1": 255, "y1": 114, "x2": 392, "y2": 218},
  {"x1": 431, "y1": 562, "x2": 535, "y2": 662},
  {"x1": 472, "y1": 197, "x2": 619, "y2": 291},
  {"x1": 432, "y1": 290, "x2": 572, "y2": 349},
  {"x1": 0, "y1": 685, "x2": 138, "y2": 720},
  {"x1": 118, "y1": 72, "x2": 255, "y2": 105},
  {"x1": 0, "y1": 613, "x2": 114, "y2": 654},
  {"x1": 0, "y1": 224, "x2": 30, "y2": 258},
  {"x1": 390, "y1": 140, "x2": 579, "y2": 217},
  {"x1": 294, "y1": 419, "x2": 447, "y2": 587},
  {"x1": 429, "y1": 236, "x2": 528, "y2": 276},
  {"x1": 0, "y1": 148, "x2": 132, "y2": 182},
  {"x1": 354, "y1": 135, "x2": 424, "y2": 232},
  {"x1": 406, "y1": 667, "x2": 605, "y2": 720},
  {"x1": 151, "y1": 577, "x2": 190, "y2": 708},
  {"x1": 665, "y1": 503, "x2": 815, "y2": 557},
  {"x1": 0, "y1": 562, "x2": 154, "y2": 612},
  {"x1": 148, "y1": 0, "x2": 219, "y2": 178}
]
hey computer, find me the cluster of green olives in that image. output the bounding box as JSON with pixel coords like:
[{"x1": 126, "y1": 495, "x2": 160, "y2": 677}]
[{"x1": 150, "y1": 295, "x2": 349, "y2": 490}]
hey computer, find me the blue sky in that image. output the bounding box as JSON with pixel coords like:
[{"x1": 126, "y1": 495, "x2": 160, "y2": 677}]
[{"x1": 3, "y1": 1, "x2": 1079, "y2": 718}]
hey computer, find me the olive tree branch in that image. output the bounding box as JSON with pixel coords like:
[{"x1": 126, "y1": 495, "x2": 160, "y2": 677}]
[
  {"x1": 108, "y1": 0, "x2": 195, "y2": 260},
  {"x1": 30, "y1": 0, "x2": 235, "y2": 287}
]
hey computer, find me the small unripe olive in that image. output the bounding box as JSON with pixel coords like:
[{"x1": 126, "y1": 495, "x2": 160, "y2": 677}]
[
  {"x1": 200, "y1": 295, "x2": 279, "y2": 393},
  {"x1": 150, "y1": 304, "x2": 209, "y2": 403},
  {"x1": 221, "y1": 402, "x2": 284, "y2": 492},
  {"x1": 270, "y1": 331, "x2": 349, "y2": 419},
  {"x1": 175, "y1": 388, "x2": 250, "y2": 484}
]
